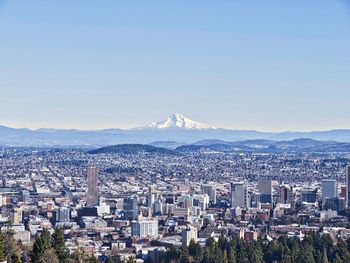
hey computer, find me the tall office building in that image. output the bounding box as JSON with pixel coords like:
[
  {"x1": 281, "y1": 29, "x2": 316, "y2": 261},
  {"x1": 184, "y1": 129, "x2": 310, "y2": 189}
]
[
  {"x1": 86, "y1": 166, "x2": 98, "y2": 207},
  {"x1": 258, "y1": 180, "x2": 273, "y2": 204},
  {"x1": 347, "y1": 166, "x2": 350, "y2": 207},
  {"x1": 53, "y1": 206, "x2": 70, "y2": 225},
  {"x1": 322, "y1": 179, "x2": 337, "y2": 204},
  {"x1": 124, "y1": 196, "x2": 138, "y2": 220},
  {"x1": 148, "y1": 186, "x2": 158, "y2": 215},
  {"x1": 182, "y1": 225, "x2": 198, "y2": 246},
  {"x1": 182, "y1": 195, "x2": 194, "y2": 208},
  {"x1": 12, "y1": 207, "x2": 22, "y2": 224},
  {"x1": 301, "y1": 188, "x2": 318, "y2": 203},
  {"x1": 19, "y1": 190, "x2": 31, "y2": 203},
  {"x1": 231, "y1": 182, "x2": 248, "y2": 208},
  {"x1": 278, "y1": 185, "x2": 294, "y2": 206},
  {"x1": 202, "y1": 184, "x2": 217, "y2": 204},
  {"x1": 131, "y1": 219, "x2": 159, "y2": 239}
]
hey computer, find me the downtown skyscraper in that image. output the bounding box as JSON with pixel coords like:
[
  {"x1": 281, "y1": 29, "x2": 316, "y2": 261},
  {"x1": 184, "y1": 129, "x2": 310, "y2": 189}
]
[{"x1": 86, "y1": 166, "x2": 99, "y2": 207}]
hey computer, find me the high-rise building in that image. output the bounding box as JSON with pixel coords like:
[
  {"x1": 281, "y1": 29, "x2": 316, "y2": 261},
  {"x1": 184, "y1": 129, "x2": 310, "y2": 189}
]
[
  {"x1": 148, "y1": 186, "x2": 158, "y2": 215},
  {"x1": 278, "y1": 185, "x2": 294, "y2": 206},
  {"x1": 301, "y1": 188, "x2": 318, "y2": 203},
  {"x1": 249, "y1": 191, "x2": 260, "y2": 208},
  {"x1": 124, "y1": 196, "x2": 138, "y2": 220},
  {"x1": 86, "y1": 166, "x2": 98, "y2": 207},
  {"x1": 340, "y1": 186, "x2": 347, "y2": 199},
  {"x1": 182, "y1": 195, "x2": 193, "y2": 209},
  {"x1": 153, "y1": 199, "x2": 163, "y2": 216},
  {"x1": 322, "y1": 179, "x2": 337, "y2": 204},
  {"x1": 19, "y1": 190, "x2": 31, "y2": 203},
  {"x1": 12, "y1": 207, "x2": 22, "y2": 224},
  {"x1": 53, "y1": 206, "x2": 70, "y2": 225},
  {"x1": 231, "y1": 182, "x2": 248, "y2": 208},
  {"x1": 131, "y1": 218, "x2": 159, "y2": 239},
  {"x1": 182, "y1": 225, "x2": 198, "y2": 246},
  {"x1": 258, "y1": 180, "x2": 273, "y2": 204},
  {"x1": 193, "y1": 194, "x2": 209, "y2": 210},
  {"x1": 346, "y1": 166, "x2": 350, "y2": 207},
  {"x1": 202, "y1": 184, "x2": 217, "y2": 205},
  {"x1": 324, "y1": 197, "x2": 346, "y2": 212}
]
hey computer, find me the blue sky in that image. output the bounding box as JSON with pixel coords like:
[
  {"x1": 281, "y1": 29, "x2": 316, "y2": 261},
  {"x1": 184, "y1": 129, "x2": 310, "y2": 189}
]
[{"x1": 0, "y1": 0, "x2": 349, "y2": 131}]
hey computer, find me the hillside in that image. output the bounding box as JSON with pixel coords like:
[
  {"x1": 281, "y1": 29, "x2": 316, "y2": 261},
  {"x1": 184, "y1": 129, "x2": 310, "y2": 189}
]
[{"x1": 89, "y1": 144, "x2": 179, "y2": 155}]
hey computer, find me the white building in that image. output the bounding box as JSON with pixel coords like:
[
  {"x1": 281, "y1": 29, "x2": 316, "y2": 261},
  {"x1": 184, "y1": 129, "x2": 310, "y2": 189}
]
[
  {"x1": 182, "y1": 225, "x2": 198, "y2": 246},
  {"x1": 202, "y1": 184, "x2": 217, "y2": 204},
  {"x1": 193, "y1": 194, "x2": 209, "y2": 211},
  {"x1": 231, "y1": 182, "x2": 248, "y2": 208},
  {"x1": 131, "y1": 219, "x2": 159, "y2": 239},
  {"x1": 320, "y1": 210, "x2": 338, "y2": 222}
]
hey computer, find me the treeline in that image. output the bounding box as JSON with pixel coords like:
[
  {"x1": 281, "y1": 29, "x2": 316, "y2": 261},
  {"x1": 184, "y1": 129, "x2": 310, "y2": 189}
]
[
  {"x1": 0, "y1": 228, "x2": 101, "y2": 263},
  {"x1": 3, "y1": 230, "x2": 350, "y2": 263},
  {"x1": 159, "y1": 234, "x2": 350, "y2": 263}
]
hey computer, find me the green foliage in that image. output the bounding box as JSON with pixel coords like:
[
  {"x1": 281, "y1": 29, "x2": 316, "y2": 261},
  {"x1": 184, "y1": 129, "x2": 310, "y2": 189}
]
[
  {"x1": 6, "y1": 227, "x2": 350, "y2": 263},
  {"x1": 87, "y1": 256, "x2": 99, "y2": 263},
  {"x1": 189, "y1": 239, "x2": 203, "y2": 262},
  {"x1": 52, "y1": 228, "x2": 69, "y2": 263},
  {"x1": 30, "y1": 229, "x2": 52, "y2": 263},
  {"x1": 12, "y1": 252, "x2": 21, "y2": 263},
  {"x1": 180, "y1": 246, "x2": 191, "y2": 263},
  {"x1": 3, "y1": 229, "x2": 19, "y2": 263},
  {"x1": 30, "y1": 228, "x2": 69, "y2": 263},
  {"x1": 162, "y1": 246, "x2": 181, "y2": 263},
  {"x1": 0, "y1": 233, "x2": 5, "y2": 262},
  {"x1": 89, "y1": 144, "x2": 179, "y2": 156}
]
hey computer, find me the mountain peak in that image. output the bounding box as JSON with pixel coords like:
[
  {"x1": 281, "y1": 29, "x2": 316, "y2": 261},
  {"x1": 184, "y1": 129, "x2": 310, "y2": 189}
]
[{"x1": 138, "y1": 113, "x2": 216, "y2": 130}]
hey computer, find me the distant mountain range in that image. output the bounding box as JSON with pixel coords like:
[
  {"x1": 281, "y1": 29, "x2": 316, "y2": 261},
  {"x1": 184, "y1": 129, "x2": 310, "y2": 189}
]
[
  {"x1": 1, "y1": 113, "x2": 350, "y2": 147},
  {"x1": 175, "y1": 138, "x2": 350, "y2": 153},
  {"x1": 88, "y1": 139, "x2": 350, "y2": 155}
]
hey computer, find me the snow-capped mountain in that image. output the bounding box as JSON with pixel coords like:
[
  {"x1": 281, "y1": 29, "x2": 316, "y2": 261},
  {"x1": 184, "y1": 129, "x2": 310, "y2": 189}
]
[
  {"x1": 138, "y1": 113, "x2": 216, "y2": 130},
  {"x1": 1, "y1": 114, "x2": 350, "y2": 146}
]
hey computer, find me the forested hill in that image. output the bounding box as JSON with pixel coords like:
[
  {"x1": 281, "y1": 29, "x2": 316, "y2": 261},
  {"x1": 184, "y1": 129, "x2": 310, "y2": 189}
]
[
  {"x1": 162, "y1": 234, "x2": 350, "y2": 263},
  {"x1": 88, "y1": 144, "x2": 179, "y2": 155}
]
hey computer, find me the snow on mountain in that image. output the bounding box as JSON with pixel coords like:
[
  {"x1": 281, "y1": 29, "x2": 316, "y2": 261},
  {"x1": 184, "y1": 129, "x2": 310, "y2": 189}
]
[{"x1": 137, "y1": 113, "x2": 216, "y2": 130}]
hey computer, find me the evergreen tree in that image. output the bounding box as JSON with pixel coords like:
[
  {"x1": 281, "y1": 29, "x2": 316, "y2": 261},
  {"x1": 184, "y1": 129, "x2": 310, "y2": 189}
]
[
  {"x1": 0, "y1": 233, "x2": 5, "y2": 262},
  {"x1": 228, "y1": 239, "x2": 236, "y2": 263},
  {"x1": 213, "y1": 245, "x2": 223, "y2": 263},
  {"x1": 300, "y1": 245, "x2": 316, "y2": 263},
  {"x1": 52, "y1": 228, "x2": 68, "y2": 263},
  {"x1": 30, "y1": 229, "x2": 52, "y2": 263},
  {"x1": 70, "y1": 248, "x2": 89, "y2": 263},
  {"x1": 251, "y1": 241, "x2": 264, "y2": 263},
  {"x1": 162, "y1": 246, "x2": 180, "y2": 263},
  {"x1": 12, "y1": 252, "x2": 21, "y2": 263},
  {"x1": 336, "y1": 239, "x2": 350, "y2": 262},
  {"x1": 180, "y1": 246, "x2": 191, "y2": 263},
  {"x1": 39, "y1": 248, "x2": 60, "y2": 263},
  {"x1": 222, "y1": 250, "x2": 228, "y2": 263},
  {"x1": 236, "y1": 239, "x2": 248, "y2": 263},
  {"x1": 188, "y1": 239, "x2": 202, "y2": 262},
  {"x1": 3, "y1": 229, "x2": 19, "y2": 262},
  {"x1": 333, "y1": 255, "x2": 342, "y2": 263},
  {"x1": 144, "y1": 255, "x2": 153, "y2": 263},
  {"x1": 322, "y1": 248, "x2": 329, "y2": 263}
]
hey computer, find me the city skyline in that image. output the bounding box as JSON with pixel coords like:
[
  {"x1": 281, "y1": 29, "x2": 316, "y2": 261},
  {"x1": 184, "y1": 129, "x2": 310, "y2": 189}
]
[
  {"x1": 1, "y1": 1, "x2": 350, "y2": 131},
  {"x1": 1, "y1": 2, "x2": 350, "y2": 262}
]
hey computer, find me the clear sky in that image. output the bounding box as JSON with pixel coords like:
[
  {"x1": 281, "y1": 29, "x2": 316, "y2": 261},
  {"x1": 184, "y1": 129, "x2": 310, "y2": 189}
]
[{"x1": 0, "y1": 1, "x2": 349, "y2": 131}]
